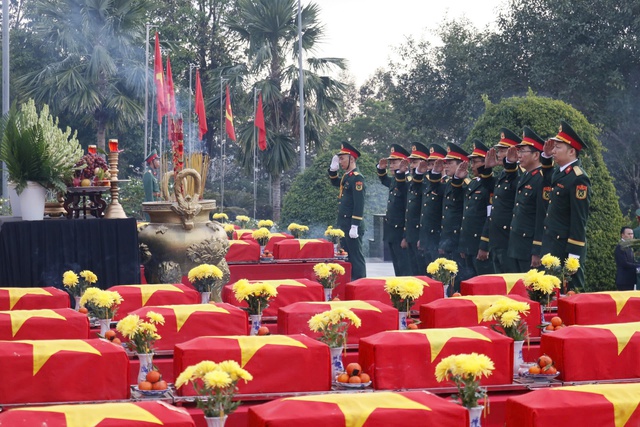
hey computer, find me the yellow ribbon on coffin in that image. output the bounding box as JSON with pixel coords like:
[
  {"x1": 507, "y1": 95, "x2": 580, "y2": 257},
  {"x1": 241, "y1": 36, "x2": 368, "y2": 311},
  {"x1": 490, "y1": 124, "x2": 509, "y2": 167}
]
[
  {"x1": 127, "y1": 284, "x2": 186, "y2": 305},
  {"x1": 573, "y1": 322, "x2": 640, "y2": 355},
  {"x1": 13, "y1": 402, "x2": 163, "y2": 427},
  {"x1": 1, "y1": 287, "x2": 53, "y2": 310},
  {"x1": 216, "y1": 335, "x2": 307, "y2": 367},
  {"x1": 0, "y1": 309, "x2": 66, "y2": 337}
]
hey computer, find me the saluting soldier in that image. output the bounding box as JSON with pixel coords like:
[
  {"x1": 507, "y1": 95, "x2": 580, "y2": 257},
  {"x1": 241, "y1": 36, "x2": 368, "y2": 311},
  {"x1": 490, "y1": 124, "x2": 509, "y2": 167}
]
[
  {"x1": 378, "y1": 144, "x2": 411, "y2": 276},
  {"x1": 541, "y1": 121, "x2": 591, "y2": 290},
  {"x1": 328, "y1": 142, "x2": 367, "y2": 280},
  {"x1": 482, "y1": 128, "x2": 521, "y2": 273},
  {"x1": 508, "y1": 127, "x2": 551, "y2": 272},
  {"x1": 458, "y1": 140, "x2": 495, "y2": 277},
  {"x1": 404, "y1": 142, "x2": 430, "y2": 275},
  {"x1": 416, "y1": 144, "x2": 448, "y2": 269}
]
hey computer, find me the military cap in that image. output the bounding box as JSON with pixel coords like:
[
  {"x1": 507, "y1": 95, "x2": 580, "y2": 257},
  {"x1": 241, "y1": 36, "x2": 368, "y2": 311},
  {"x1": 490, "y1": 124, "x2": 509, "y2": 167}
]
[
  {"x1": 337, "y1": 142, "x2": 361, "y2": 159},
  {"x1": 408, "y1": 142, "x2": 429, "y2": 160},
  {"x1": 386, "y1": 144, "x2": 410, "y2": 160},
  {"x1": 550, "y1": 120, "x2": 587, "y2": 151},
  {"x1": 495, "y1": 128, "x2": 522, "y2": 148},
  {"x1": 427, "y1": 144, "x2": 447, "y2": 160},
  {"x1": 444, "y1": 143, "x2": 469, "y2": 162},
  {"x1": 468, "y1": 139, "x2": 490, "y2": 158},
  {"x1": 145, "y1": 149, "x2": 159, "y2": 164},
  {"x1": 519, "y1": 127, "x2": 545, "y2": 151}
]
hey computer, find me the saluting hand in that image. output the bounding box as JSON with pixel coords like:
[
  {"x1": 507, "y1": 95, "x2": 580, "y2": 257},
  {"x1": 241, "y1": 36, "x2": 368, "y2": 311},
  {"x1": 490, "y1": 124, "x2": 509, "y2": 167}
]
[
  {"x1": 506, "y1": 146, "x2": 518, "y2": 163},
  {"x1": 543, "y1": 139, "x2": 555, "y2": 157},
  {"x1": 455, "y1": 161, "x2": 469, "y2": 179},
  {"x1": 484, "y1": 148, "x2": 498, "y2": 168},
  {"x1": 378, "y1": 158, "x2": 388, "y2": 169},
  {"x1": 416, "y1": 160, "x2": 428, "y2": 174},
  {"x1": 398, "y1": 159, "x2": 409, "y2": 173}
]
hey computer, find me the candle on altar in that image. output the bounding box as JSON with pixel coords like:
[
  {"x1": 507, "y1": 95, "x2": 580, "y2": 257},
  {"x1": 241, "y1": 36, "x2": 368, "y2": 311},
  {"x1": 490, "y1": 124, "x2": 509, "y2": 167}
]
[
  {"x1": 88, "y1": 145, "x2": 97, "y2": 154},
  {"x1": 108, "y1": 139, "x2": 119, "y2": 152}
]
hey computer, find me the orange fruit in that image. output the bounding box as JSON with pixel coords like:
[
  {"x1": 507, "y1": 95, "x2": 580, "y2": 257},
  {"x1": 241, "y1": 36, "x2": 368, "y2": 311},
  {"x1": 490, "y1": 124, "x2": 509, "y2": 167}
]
[
  {"x1": 138, "y1": 381, "x2": 153, "y2": 391},
  {"x1": 111, "y1": 338, "x2": 121, "y2": 344},
  {"x1": 545, "y1": 324, "x2": 555, "y2": 331},
  {"x1": 152, "y1": 380, "x2": 168, "y2": 390},
  {"x1": 104, "y1": 330, "x2": 116, "y2": 340},
  {"x1": 337, "y1": 373, "x2": 349, "y2": 383},
  {"x1": 550, "y1": 317, "x2": 563, "y2": 327},
  {"x1": 348, "y1": 375, "x2": 362, "y2": 384},
  {"x1": 332, "y1": 297, "x2": 341, "y2": 301},
  {"x1": 528, "y1": 365, "x2": 541, "y2": 374},
  {"x1": 543, "y1": 365, "x2": 557, "y2": 375},
  {"x1": 555, "y1": 324, "x2": 565, "y2": 330},
  {"x1": 146, "y1": 370, "x2": 161, "y2": 383},
  {"x1": 257, "y1": 326, "x2": 270, "y2": 336},
  {"x1": 452, "y1": 292, "x2": 462, "y2": 297},
  {"x1": 78, "y1": 307, "x2": 89, "y2": 314},
  {"x1": 407, "y1": 323, "x2": 418, "y2": 330},
  {"x1": 538, "y1": 355, "x2": 553, "y2": 368},
  {"x1": 346, "y1": 363, "x2": 361, "y2": 376},
  {"x1": 359, "y1": 372, "x2": 371, "y2": 383}
]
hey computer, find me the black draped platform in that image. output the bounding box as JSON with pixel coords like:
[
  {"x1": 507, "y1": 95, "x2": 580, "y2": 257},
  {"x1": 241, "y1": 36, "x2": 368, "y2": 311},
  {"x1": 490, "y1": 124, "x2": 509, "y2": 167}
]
[{"x1": 0, "y1": 217, "x2": 140, "y2": 288}]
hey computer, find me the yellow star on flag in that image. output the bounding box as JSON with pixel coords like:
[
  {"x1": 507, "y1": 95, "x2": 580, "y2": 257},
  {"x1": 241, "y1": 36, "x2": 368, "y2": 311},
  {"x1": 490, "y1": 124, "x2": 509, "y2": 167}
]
[
  {"x1": 482, "y1": 273, "x2": 525, "y2": 294},
  {"x1": 551, "y1": 383, "x2": 640, "y2": 427},
  {"x1": 235, "y1": 229, "x2": 253, "y2": 239},
  {"x1": 13, "y1": 339, "x2": 102, "y2": 375},
  {"x1": 598, "y1": 291, "x2": 640, "y2": 315},
  {"x1": 298, "y1": 239, "x2": 322, "y2": 249},
  {"x1": 305, "y1": 301, "x2": 382, "y2": 312},
  {"x1": 217, "y1": 335, "x2": 307, "y2": 367},
  {"x1": 392, "y1": 327, "x2": 491, "y2": 361},
  {"x1": 574, "y1": 322, "x2": 640, "y2": 355},
  {"x1": 229, "y1": 240, "x2": 249, "y2": 246},
  {"x1": 368, "y1": 277, "x2": 431, "y2": 288},
  {"x1": 13, "y1": 402, "x2": 163, "y2": 427},
  {"x1": 3, "y1": 287, "x2": 52, "y2": 310},
  {"x1": 271, "y1": 233, "x2": 287, "y2": 238},
  {"x1": 284, "y1": 392, "x2": 432, "y2": 427},
  {"x1": 128, "y1": 284, "x2": 186, "y2": 305},
  {"x1": 250, "y1": 279, "x2": 307, "y2": 289},
  {"x1": 165, "y1": 304, "x2": 230, "y2": 331},
  {"x1": 1, "y1": 309, "x2": 66, "y2": 337},
  {"x1": 459, "y1": 295, "x2": 518, "y2": 323}
]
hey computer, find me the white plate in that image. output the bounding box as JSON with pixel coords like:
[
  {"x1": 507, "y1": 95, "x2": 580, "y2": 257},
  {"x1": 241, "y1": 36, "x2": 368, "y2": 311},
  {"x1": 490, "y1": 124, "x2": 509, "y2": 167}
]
[
  {"x1": 134, "y1": 387, "x2": 169, "y2": 397},
  {"x1": 524, "y1": 372, "x2": 560, "y2": 382},
  {"x1": 334, "y1": 377, "x2": 372, "y2": 389}
]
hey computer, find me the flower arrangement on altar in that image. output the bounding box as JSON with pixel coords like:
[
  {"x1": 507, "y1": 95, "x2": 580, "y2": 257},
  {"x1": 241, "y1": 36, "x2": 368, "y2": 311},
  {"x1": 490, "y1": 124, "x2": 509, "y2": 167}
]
[
  {"x1": 427, "y1": 258, "x2": 458, "y2": 291},
  {"x1": 224, "y1": 224, "x2": 235, "y2": 239},
  {"x1": 176, "y1": 360, "x2": 253, "y2": 418},
  {"x1": 188, "y1": 264, "x2": 224, "y2": 294},
  {"x1": 80, "y1": 287, "x2": 123, "y2": 319},
  {"x1": 522, "y1": 269, "x2": 561, "y2": 306},
  {"x1": 62, "y1": 269, "x2": 97, "y2": 297},
  {"x1": 435, "y1": 352, "x2": 495, "y2": 409},
  {"x1": 324, "y1": 226, "x2": 345, "y2": 244},
  {"x1": 252, "y1": 228, "x2": 271, "y2": 246},
  {"x1": 235, "y1": 215, "x2": 250, "y2": 228},
  {"x1": 540, "y1": 253, "x2": 580, "y2": 293},
  {"x1": 287, "y1": 223, "x2": 309, "y2": 238},
  {"x1": 313, "y1": 263, "x2": 346, "y2": 289},
  {"x1": 257, "y1": 219, "x2": 274, "y2": 230},
  {"x1": 232, "y1": 279, "x2": 278, "y2": 315},
  {"x1": 212, "y1": 213, "x2": 228, "y2": 223},
  {"x1": 482, "y1": 298, "x2": 530, "y2": 341},
  {"x1": 116, "y1": 311, "x2": 165, "y2": 354},
  {"x1": 384, "y1": 277, "x2": 424, "y2": 313},
  {"x1": 308, "y1": 307, "x2": 361, "y2": 348}
]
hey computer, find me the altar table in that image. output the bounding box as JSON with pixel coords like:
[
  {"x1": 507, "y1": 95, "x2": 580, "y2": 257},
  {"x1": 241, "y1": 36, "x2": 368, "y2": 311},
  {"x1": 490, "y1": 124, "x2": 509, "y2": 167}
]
[
  {"x1": 557, "y1": 291, "x2": 640, "y2": 325},
  {"x1": 228, "y1": 261, "x2": 351, "y2": 289},
  {"x1": 0, "y1": 287, "x2": 70, "y2": 310},
  {"x1": 0, "y1": 308, "x2": 89, "y2": 340},
  {"x1": 359, "y1": 326, "x2": 513, "y2": 390},
  {"x1": 174, "y1": 334, "x2": 331, "y2": 395},
  {"x1": 247, "y1": 391, "x2": 469, "y2": 427},
  {"x1": 505, "y1": 383, "x2": 640, "y2": 427},
  {"x1": 277, "y1": 300, "x2": 398, "y2": 344},
  {"x1": 225, "y1": 240, "x2": 260, "y2": 263},
  {"x1": 420, "y1": 295, "x2": 542, "y2": 338},
  {"x1": 108, "y1": 284, "x2": 200, "y2": 320},
  {"x1": 0, "y1": 401, "x2": 196, "y2": 426},
  {"x1": 272, "y1": 238, "x2": 334, "y2": 259},
  {"x1": 0, "y1": 338, "x2": 129, "y2": 404},
  {"x1": 340, "y1": 276, "x2": 444, "y2": 310},
  {"x1": 222, "y1": 279, "x2": 325, "y2": 317},
  {"x1": 460, "y1": 273, "x2": 528, "y2": 298}
]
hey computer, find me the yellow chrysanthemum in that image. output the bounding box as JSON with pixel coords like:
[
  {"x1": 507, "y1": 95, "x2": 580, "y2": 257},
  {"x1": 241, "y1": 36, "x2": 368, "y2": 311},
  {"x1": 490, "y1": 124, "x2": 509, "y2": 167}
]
[
  {"x1": 62, "y1": 271, "x2": 79, "y2": 287},
  {"x1": 79, "y1": 270, "x2": 98, "y2": 284},
  {"x1": 236, "y1": 215, "x2": 250, "y2": 223},
  {"x1": 313, "y1": 263, "x2": 332, "y2": 279},
  {"x1": 499, "y1": 310, "x2": 521, "y2": 328},
  {"x1": 455, "y1": 353, "x2": 495, "y2": 380},
  {"x1": 327, "y1": 263, "x2": 346, "y2": 275},
  {"x1": 224, "y1": 224, "x2": 235, "y2": 233},
  {"x1": 194, "y1": 361, "x2": 218, "y2": 377},
  {"x1": 147, "y1": 311, "x2": 165, "y2": 325},
  {"x1": 443, "y1": 261, "x2": 459, "y2": 274},
  {"x1": 565, "y1": 257, "x2": 580, "y2": 273},
  {"x1": 175, "y1": 365, "x2": 197, "y2": 388},
  {"x1": 426, "y1": 262, "x2": 439, "y2": 275},
  {"x1": 252, "y1": 228, "x2": 271, "y2": 240},
  {"x1": 203, "y1": 370, "x2": 232, "y2": 389},
  {"x1": 541, "y1": 254, "x2": 561, "y2": 268},
  {"x1": 116, "y1": 314, "x2": 141, "y2": 338},
  {"x1": 435, "y1": 354, "x2": 458, "y2": 382},
  {"x1": 213, "y1": 213, "x2": 228, "y2": 220},
  {"x1": 324, "y1": 226, "x2": 345, "y2": 238},
  {"x1": 257, "y1": 220, "x2": 274, "y2": 228}
]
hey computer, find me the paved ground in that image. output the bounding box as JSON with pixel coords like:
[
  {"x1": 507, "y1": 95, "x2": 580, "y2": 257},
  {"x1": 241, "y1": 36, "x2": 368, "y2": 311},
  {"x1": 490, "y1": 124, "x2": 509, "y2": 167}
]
[{"x1": 364, "y1": 259, "x2": 395, "y2": 277}]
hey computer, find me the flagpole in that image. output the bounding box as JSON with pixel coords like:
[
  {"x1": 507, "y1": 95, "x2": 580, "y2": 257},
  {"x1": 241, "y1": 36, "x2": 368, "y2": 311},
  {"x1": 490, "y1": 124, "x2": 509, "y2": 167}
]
[
  {"x1": 219, "y1": 76, "x2": 226, "y2": 211},
  {"x1": 297, "y1": 0, "x2": 306, "y2": 171},
  {"x1": 253, "y1": 88, "x2": 259, "y2": 219},
  {"x1": 2, "y1": 0, "x2": 9, "y2": 197},
  {"x1": 188, "y1": 64, "x2": 196, "y2": 154},
  {"x1": 144, "y1": 23, "x2": 157, "y2": 161}
]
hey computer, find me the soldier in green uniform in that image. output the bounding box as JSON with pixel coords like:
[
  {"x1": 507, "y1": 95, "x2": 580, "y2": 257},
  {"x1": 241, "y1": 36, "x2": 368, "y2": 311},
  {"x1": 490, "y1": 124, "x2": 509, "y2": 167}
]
[
  {"x1": 541, "y1": 121, "x2": 591, "y2": 290},
  {"x1": 482, "y1": 129, "x2": 521, "y2": 273},
  {"x1": 328, "y1": 142, "x2": 367, "y2": 280},
  {"x1": 508, "y1": 127, "x2": 551, "y2": 272},
  {"x1": 458, "y1": 140, "x2": 495, "y2": 276},
  {"x1": 404, "y1": 143, "x2": 430, "y2": 275},
  {"x1": 416, "y1": 144, "x2": 448, "y2": 269},
  {"x1": 378, "y1": 144, "x2": 411, "y2": 276},
  {"x1": 143, "y1": 150, "x2": 161, "y2": 202}
]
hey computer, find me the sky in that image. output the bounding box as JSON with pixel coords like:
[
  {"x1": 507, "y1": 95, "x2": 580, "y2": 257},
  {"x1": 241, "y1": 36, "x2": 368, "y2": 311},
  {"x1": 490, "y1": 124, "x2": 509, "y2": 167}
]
[{"x1": 313, "y1": 0, "x2": 507, "y2": 85}]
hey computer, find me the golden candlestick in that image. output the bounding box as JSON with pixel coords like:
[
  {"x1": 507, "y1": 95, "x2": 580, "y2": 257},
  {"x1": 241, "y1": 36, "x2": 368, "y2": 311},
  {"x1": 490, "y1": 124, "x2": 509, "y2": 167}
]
[{"x1": 104, "y1": 149, "x2": 127, "y2": 219}]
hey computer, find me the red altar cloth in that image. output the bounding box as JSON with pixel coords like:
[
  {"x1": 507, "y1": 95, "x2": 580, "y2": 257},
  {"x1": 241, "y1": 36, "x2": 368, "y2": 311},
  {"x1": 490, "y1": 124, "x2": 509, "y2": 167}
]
[
  {"x1": 124, "y1": 303, "x2": 249, "y2": 351},
  {"x1": 0, "y1": 401, "x2": 196, "y2": 426},
  {"x1": 277, "y1": 300, "x2": 398, "y2": 344},
  {"x1": 0, "y1": 338, "x2": 129, "y2": 404},
  {"x1": 359, "y1": 326, "x2": 513, "y2": 390},
  {"x1": 0, "y1": 308, "x2": 89, "y2": 340},
  {"x1": 341, "y1": 276, "x2": 444, "y2": 310},
  {"x1": 237, "y1": 231, "x2": 294, "y2": 253},
  {"x1": 174, "y1": 334, "x2": 331, "y2": 395},
  {"x1": 108, "y1": 284, "x2": 200, "y2": 321},
  {"x1": 222, "y1": 279, "x2": 325, "y2": 317},
  {"x1": 460, "y1": 273, "x2": 529, "y2": 298},
  {"x1": 225, "y1": 240, "x2": 260, "y2": 262},
  {"x1": 0, "y1": 287, "x2": 69, "y2": 310},
  {"x1": 505, "y1": 383, "x2": 640, "y2": 427},
  {"x1": 420, "y1": 295, "x2": 542, "y2": 338},
  {"x1": 540, "y1": 322, "x2": 640, "y2": 381},
  {"x1": 247, "y1": 391, "x2": 469, "y2": 427},
  {"x1": 273, "y1": 238, "x2": 334, "y2": 260},
  {"x1": 228, "y1": 261, "x2": 351, "y2": 289},
  {"x1": 557, "y1": 291, "x2": 640, "y2": 326}
]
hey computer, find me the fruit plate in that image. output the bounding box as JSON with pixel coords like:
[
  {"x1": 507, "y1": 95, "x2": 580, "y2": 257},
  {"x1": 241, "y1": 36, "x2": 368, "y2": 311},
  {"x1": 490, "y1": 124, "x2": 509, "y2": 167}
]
[
  {"x1": 134, "y1": 387, "x2": 169, "y2": 397},
  {"x1": 334, "y1": 377, "x2": 372, "y2": 389},
  {"x1": 524, "y1": 372, "x2": 560, "y2": 382}
]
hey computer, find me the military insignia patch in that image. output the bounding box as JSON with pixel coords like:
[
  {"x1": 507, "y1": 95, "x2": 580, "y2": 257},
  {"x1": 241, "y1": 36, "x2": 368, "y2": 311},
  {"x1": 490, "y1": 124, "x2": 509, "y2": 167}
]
[
  {"x1": 355, "y1": 181, "x2": 363, "y2": 191},
  {"x1": 412, "y1": 145, "x2": 417, "y2": 151},
  {"x1": 543, "y1": 186, "x2": 551, "y2": 201},
  {"x1": 501, "y1": 132, "x2": 505, "y2": 139},
  {"x1": 390, "y1": 147, "x2": 395, "y2": 153},
  {"x1": 576, "y1": 184, "x2": 588, "y2": 200},
  {"x1": 430, "y1": 147, "x2": 434, "y2": 153}
]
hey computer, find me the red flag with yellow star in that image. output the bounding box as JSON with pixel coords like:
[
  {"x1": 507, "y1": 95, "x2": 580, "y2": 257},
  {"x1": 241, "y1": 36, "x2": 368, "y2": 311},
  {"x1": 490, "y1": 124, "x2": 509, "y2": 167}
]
[
  {"x1": 154, "y1": 32, "x2": 166, "y2": 125},
  {"x1": 195, "y1": 70, "x2": 207, "y2": 140},
  {"x1": 225, "y1": 85, "x2": 236, "y2": 141}
]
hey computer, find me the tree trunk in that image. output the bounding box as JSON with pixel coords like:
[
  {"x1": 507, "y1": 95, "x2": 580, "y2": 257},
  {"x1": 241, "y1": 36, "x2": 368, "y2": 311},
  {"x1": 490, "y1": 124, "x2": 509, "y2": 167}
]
[
  {"x1": 271, "y1": 174, "x2": 281, "y2": 221},
  {"x1": 96, "y1": 123, "x2": 106, "y2": 153}
]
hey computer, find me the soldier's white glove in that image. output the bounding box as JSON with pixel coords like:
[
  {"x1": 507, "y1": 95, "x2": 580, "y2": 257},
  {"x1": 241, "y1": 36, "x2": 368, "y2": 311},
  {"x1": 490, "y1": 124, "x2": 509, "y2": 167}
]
[
  {"x1": 330, "y1": 155, "x2": 340, "y2": 171},
  {"x1": 349, "y1": 225, "x2": 359, "y2": 239}
]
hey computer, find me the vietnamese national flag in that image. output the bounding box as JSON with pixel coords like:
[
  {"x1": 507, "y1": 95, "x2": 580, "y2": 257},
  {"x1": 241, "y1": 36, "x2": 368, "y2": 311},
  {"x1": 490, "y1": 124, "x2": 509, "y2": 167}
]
[
  {"x1": 225, "y1": 85, "x2": 236, "y2": 141},
  {"x1": 255, "y1": 92, "x2": 267, "y2": 150},
  {"x1": 194, "y1": 70, "x2": 208, "y2": 140},
  {"x1": 154, "y1": 32, "x2": 166, "y2": 125},
  {"x1": 165, "y1": 56, "x2": 176, "y2": 116}
]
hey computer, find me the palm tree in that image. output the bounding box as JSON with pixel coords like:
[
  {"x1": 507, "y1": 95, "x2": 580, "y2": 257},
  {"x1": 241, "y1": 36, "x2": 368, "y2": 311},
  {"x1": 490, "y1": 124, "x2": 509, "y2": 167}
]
[
  {"x1": 226, "y1": 0, "x2": 347, "y2": 220},
  {"x1": 18, "y1": 0, "x2": 149, "y2": 152}
]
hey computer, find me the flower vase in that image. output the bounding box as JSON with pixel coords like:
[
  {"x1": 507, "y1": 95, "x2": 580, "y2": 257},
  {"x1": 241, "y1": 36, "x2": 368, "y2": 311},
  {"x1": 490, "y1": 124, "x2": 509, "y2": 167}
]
[
  {"x1": 249, "y1": 314, "x2": 262, "y2": 336},
  {"x1": 513, "y1": 340, "x2": 525, "y2": 377},
  {"x1": 467, "y1": 405, "x2": 484, "y2": 427},
  {"x1": 74, "y1": 296, "x2": 82, "y2": 311},
  {"x1": 98, "y1": 318, "x2": 111, "y2": 336},
  {"x1": 329, "y1": 346, "x2": 344, "y2": 379},
  {"x1": 398, "y1": 311, "x2": 408, "y2": 330},
  {"x1": 333, "y1": 243, "x2": 338, "y2": 255},
  {"x1": 540, "y1": 304, "x2": 546, "y2": 324},
  {"x1": 201, "y1": 291, "x2": 211, "y2": 304},
  {"x1": 443, "y1": 284, "x2": 449, "y2": 298},
  {"x1": 204, "y1": 415, "x2": 228, "y2": 427},
  {"x1": 324, "y1": 288, "x2": 333, "y2": 301},
  {"x1": 136, "y1": 352, "x2": 154, "y2": 384},
  {"x1": 260, "y1": 245, "x2": 265, "y2": 256}
]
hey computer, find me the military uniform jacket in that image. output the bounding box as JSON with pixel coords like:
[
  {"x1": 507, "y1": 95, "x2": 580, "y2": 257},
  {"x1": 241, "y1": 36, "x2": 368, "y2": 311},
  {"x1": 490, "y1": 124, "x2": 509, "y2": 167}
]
[
  {"x1": 328, "y1": 168, "x2": 365, "y2": 228},
  {"x1": 508, "y1": 166, "x2": 549, "y2": 260},
  {"x1": 143, "y1": 169, "x2": 160, "y2": 202},
  {"x1": 418, "y1": 172, "x2": 446, "y2": 251},
  {"x1": 542, "y1": 160, "x2": 591, "y2": 256},
  {"x1": 404, "y1": 171, "x2": 423, "y2": 243},
  {"x1": 439, "y1": 174, "x2": 469, "y2": 253},
  {"x1": 378, "y1": 168, "x2": 408, "y2": 243},
  {"x1": 460, "y1": 169, "x2": 494, "y2": 255},
  {"x1": 484, "y1": 160, "x2": 519, "y2": 250}
]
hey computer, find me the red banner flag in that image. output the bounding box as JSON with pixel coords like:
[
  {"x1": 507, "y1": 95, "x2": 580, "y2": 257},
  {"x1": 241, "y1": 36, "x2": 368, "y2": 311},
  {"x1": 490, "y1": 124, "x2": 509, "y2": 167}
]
[
  {"x1": 255, "y1": 93, "x2": 267, "y2": 150},
  {"x1": 225, "y1": 85, "x2": 236, "y2": 141},
  {"x1": 195, "y1": 70, "x2": 208, "y2": 140},
  {"x1": 154, "y1": 32, "x2": 166, "y2": 125},
  {"x1": 165, "y1": 56, "x2": 176, "y2": 116}
]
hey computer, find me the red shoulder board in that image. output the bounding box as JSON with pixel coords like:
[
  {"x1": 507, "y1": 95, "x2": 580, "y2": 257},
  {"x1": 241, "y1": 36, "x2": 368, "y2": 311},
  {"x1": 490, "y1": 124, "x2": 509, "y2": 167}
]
[
  {"x1": 565, "y1": 166, "x2": 572, "y2": 174},
  {"x1": 532, "y1": 170, "x2": 539, "y2": 176}
]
